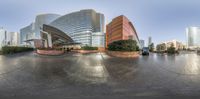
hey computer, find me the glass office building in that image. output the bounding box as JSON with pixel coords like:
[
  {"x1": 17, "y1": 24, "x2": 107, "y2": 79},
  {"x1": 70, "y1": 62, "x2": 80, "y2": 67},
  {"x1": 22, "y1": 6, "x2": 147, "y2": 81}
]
[
  {"x1": 20, "y1": 14, "x2": 60, "y2": 46},
  {"x1": 186, "y1": 27, "x2": 200, "y2": 49},
  {"x1": 20, "y1": 23, "x2": 34, "y2": 46},
  {"x1": 0, "y1": 28, "x2": 7, "y2": 50},
  {"x1": 50, "y1": 9, "x2": 105, "y2": 47},
  {"x1": 34, "y1": 14, "x2": 61, "y2": 39}
]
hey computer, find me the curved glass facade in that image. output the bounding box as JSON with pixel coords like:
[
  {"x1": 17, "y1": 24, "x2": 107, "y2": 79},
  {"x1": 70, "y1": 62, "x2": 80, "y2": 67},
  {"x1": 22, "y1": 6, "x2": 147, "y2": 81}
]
[
  {"x1": 20, "y1": 23, "x2": 35, "y2": 45},
  {"x1": 34, "y1": 14, "x2": 61, "y2": 39},
  {"x1": 20, "y1": 14, "x2": 61, "y2": 46},
  {"x1": 186, "y1": 27, "x2": 200, "y2": 49},
  {"x1": 50, "y1": 9, "x2": 105, "y2": 47}
]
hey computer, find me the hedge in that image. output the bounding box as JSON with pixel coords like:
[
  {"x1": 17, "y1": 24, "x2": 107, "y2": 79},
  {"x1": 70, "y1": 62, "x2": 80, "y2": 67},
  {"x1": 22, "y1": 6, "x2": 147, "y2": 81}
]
[
  {"x1": 108, "y1": 40, "x2": 139, "y2": 51},
  {"x1": 81, "y1": 46, "x2": 98, "y2": 50},
  {"x1": 2, "y1": 46, "x2": 34, "y2": 54},
  {"x1": 167, "y1": 46, "x2": 177, "y2": 54}
]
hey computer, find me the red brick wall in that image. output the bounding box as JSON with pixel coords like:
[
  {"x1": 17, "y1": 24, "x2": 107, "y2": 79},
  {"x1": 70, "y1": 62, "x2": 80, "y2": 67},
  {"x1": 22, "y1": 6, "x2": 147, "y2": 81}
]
[{"x1": 106, "y1": 15, "x2": 139, "y2": 48}]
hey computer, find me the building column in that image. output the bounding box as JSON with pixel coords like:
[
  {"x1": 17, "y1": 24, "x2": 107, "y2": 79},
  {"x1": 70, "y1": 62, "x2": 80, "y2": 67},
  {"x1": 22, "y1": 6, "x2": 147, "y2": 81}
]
[
  {"x1": 44, "y1": 39, "x2": 48, "y2": 48},
  {"x1": 47, "y1": 33, "x2": 52, "y2": 48},
  {"x1": 40, "y1": 30, "x2": 52, "y2": 48}
]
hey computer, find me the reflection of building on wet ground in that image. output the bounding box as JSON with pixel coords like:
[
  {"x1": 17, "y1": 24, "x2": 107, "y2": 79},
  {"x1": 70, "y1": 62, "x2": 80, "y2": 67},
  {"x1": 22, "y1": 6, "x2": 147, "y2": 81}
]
[{"x1": 0, "y1": 52, "x2": 200, "y2": 98}]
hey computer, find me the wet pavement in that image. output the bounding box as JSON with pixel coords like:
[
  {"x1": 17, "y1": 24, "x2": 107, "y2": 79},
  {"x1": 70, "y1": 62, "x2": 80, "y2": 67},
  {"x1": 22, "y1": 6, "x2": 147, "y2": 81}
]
[{"x1": 0, "y1": 52, "x2": 200, "y2": 98}]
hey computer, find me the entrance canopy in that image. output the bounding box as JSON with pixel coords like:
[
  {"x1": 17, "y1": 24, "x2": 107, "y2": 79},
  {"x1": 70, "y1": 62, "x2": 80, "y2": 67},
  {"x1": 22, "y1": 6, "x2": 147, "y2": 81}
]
[{"x1": 41, "y1": 24, "x2": 75, "y2": 47}]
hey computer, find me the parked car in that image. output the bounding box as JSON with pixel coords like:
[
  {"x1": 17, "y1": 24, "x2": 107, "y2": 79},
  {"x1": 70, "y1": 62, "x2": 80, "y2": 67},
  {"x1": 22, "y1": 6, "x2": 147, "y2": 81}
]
[
  {"x1": 197, "y1": 50, "x2": 200, "y2": 55},
  {"x1": 142, "y1": 47, "x2": 149, "y2": 55}
]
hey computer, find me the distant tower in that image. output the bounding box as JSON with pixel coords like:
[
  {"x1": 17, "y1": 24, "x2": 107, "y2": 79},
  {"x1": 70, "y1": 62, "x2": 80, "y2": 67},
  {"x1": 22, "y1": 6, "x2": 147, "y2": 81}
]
[
  {"x1": 186, "y1": 27, "x2": 200, "y2": 49},
  {"x1": 139, "y1": 40, "x2": 145, "y2": 48},
  {"x1": 148, "y1": 36, "x2": 152, "y2": 46}
]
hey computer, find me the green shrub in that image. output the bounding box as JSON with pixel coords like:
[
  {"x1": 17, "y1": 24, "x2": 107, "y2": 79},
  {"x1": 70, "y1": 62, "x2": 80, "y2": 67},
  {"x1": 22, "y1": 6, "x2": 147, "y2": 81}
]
[
  {"x1": 108, "y1": 40, "x2": 139, "y2": 51},
  {"x1": 2, "y1": 46, "x2": 34, "y2": 54},
  {"x1": 149, "y1": 43, "x2": 154, "y2": 52},
  {"x1": 167, "y1": 44, "x2": 177, "y2": 54},
  {"x1": 167, "y1": 47, "x2": 176, "y2": 54},
  {"x1": 81, "y1": 46, "x2": 98, "y2": 50}
]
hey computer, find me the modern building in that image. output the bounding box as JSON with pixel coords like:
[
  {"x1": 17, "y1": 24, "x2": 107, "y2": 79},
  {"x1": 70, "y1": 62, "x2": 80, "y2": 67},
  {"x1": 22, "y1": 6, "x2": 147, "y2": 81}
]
[
  {"x1": 20, "y1": 14, "x2": 61, "y2": 46},
  {"x1": 0, "y1": 28, "x2": 8, "y2": 50},
  {"x1": 157, "y1": 40, "x2": 185, "y2": 51},
  {"x1": 49, "y1": 9, "x2": 105, "y2": 47},
  {"x1": 9, "y1": 32, "x2": 19, "y2": 46},
  {"x1": 20, "y1": 23, "x2": 35, "y2": 46},
  {"x1": 148, "y1": 36, "x2": 152, "y2": 46},
  {"x1": 34, "y1": 14, "x2": 61, "y2": 39},
  {"x1": 106, "y1": 15, "x2": 140, "y2": 48},
  {"x1": 139, "y1": 40, "x2": 145, "y2": 48},
  {"x1": 186, "y1": 27, "x2": 200, "y2": 49}
]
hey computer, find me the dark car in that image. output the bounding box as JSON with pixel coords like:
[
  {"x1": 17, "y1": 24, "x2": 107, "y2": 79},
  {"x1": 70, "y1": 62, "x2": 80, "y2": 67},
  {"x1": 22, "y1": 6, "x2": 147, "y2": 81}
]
[
  {"x1": 142, "y1": 47, "x2": 149, "y2": 55},
  {"x1": 197, "y1": 50, "x2": 200, "y2": 55}
]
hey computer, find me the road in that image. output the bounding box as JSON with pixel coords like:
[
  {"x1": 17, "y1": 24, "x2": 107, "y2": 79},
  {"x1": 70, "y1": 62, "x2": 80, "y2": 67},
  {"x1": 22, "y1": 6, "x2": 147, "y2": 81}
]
[{"x1": 0, "y1": 52, "x2": 200, "y2": 98}]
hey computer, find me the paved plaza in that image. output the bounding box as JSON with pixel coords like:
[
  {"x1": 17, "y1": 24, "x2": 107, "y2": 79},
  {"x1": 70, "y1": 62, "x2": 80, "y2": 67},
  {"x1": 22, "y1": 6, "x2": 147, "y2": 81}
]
[{"x1": 0, "y1": 52, "x2": 200, "y2": 98}]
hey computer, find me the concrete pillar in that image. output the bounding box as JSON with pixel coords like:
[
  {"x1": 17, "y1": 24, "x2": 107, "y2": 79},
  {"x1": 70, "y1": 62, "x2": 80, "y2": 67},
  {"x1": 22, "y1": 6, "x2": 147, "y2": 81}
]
[
  {"x1": 44, "y1": 40, "x2": 48, "y2": 48},
  {"x1": 47, "y1": 33, "x2": 52, "y2": 48}
]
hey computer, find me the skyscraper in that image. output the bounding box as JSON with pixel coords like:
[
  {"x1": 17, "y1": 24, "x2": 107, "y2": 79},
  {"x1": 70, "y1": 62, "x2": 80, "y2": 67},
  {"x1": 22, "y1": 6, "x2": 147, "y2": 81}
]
[
  {"x1": 50, "y1": 9, "x2": 105, "y2": 47},
  {"x1": 20, "y1": 10, "x2": 105, "y2": 48},
  {"x1": 0, "y1": 28, "x2": 8, "y2": 49},
  {"x1": 139, "y1": 40, "x2": 145, "y2": 48},
  {"x1": 9, "y1": 32, "x2": 19, "y2": 46},
  {"x1": 20, "y1": 23, "x2": 35, "y2": 46},
  {"x1": 186, "y1": 27, "x2": 200, "y2": 49},
  {"x1": 148, "y1": 36, "x2": 152, "y2": 46}
]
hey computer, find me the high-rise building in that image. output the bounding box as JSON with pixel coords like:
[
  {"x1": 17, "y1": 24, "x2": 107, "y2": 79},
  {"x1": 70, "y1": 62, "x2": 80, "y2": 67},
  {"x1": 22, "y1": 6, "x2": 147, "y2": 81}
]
[
  {"x1": 186, "y1": 27, "x2": 200, "y2": 49},
  {"x1": 139, "y1": 40, "x2": 145, "y2": 48},
  {"x1": 9, "y1": 32, "x2": 19, "y2": 46},
  {"x1": 20, "y1": 14, "x2": 61, "y2": 46},
  {"x1": 0, "y1": 28, "x2": 8, "y2": 50},
  {"x1": 20, "y1": 10, "x2": 105, "y2": 48},
  {"x1": 20, "y1": 23, "x2": 35, "y2": 46},
  {"x1": 106, "y1": 15, "x2": 140, "y2": 48},
  {"x1": 148, "y1": 36, "x2": 152, "y2": 46},
  {"x1": 50, "y1": 9, "x2": 105, "y2": 47}
]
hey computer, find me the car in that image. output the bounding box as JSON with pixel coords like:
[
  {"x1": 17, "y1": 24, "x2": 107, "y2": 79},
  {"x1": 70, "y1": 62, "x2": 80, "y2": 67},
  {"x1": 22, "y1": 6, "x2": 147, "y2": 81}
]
[
  {"x1": 197, "y1": 50, "x2": 200, "y2": 55},
  {"x1": 142, "y1": 47, "x2": 149, "y2": 55}
]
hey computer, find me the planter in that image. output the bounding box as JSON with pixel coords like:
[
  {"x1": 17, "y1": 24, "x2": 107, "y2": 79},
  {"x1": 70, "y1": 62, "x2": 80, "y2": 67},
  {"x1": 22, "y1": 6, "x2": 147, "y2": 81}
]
[
  {"x1": 73, "y1": 50, "x2": 99, "y2": 54},
  {"x1": 106, "y1": 51, "x2": 139, "y2": 58},
  {"x1": 37, "y1": 49, "x2": 64, "y2": 56}
]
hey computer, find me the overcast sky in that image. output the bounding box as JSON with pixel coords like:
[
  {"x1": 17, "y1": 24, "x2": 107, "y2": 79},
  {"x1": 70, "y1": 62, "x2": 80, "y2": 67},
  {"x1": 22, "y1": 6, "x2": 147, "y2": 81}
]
[{"x1": 0, "y1": 0, "x2": 200, "y2": 45}]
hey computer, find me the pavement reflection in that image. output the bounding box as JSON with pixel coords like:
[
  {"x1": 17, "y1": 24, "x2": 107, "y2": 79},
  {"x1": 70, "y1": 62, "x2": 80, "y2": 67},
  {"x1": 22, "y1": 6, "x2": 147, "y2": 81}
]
[{"x1": 0, "y1": 52, "x2": 200, "y2": 98}]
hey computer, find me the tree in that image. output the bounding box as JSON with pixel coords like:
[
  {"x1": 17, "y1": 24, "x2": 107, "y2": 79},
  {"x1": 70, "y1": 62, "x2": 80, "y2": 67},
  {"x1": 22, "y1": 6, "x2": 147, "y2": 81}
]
[
  {"x1": 108, "y1": 40, "x2": 139, "y2": 51},
  {"x1": 156, "y1": 43, "x2": 166, "y2": 52},
  {"x1": 167, "y1": 43, "x2": 176, "y2": 54},
  {"x1": 149, "y1": 43, "x2": 154, "y2": 52}
]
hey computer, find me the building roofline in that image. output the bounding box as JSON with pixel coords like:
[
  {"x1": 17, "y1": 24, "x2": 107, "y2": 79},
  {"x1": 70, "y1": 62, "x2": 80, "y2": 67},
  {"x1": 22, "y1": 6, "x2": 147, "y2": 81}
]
[{"x1": 35, "y1": 13, "x2": 61, "y2": 17}]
